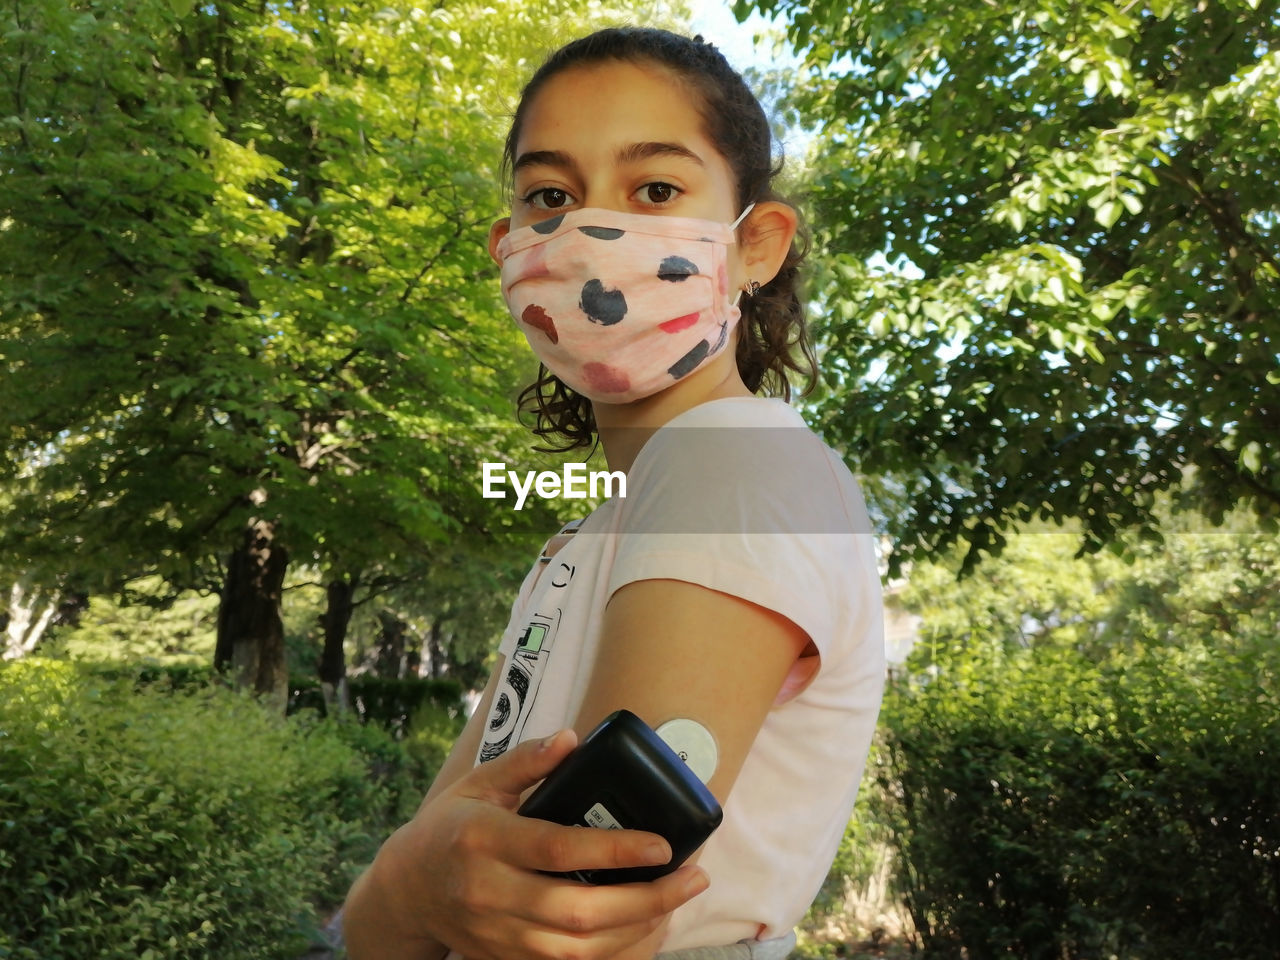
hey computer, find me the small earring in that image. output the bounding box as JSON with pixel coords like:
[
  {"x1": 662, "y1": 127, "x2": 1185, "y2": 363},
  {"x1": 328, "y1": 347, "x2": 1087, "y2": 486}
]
[{"x1": 742, "y1": 279, "x2": 762, "y2": 298}]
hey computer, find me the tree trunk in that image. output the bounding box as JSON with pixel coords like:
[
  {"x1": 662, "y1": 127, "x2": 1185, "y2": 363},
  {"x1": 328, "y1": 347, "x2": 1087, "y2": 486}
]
[
  {"x1": 426, "y1": 616, "x2": 445, "y2": 679},
  {"x1": 374, "y1": 610, "x2": 407, "y2": 678},
  {"x1": 405, "y1": 634, "x2": 422, "y2": 678},
  {"x1": 319, "y1": 576, "x2": 354, "y2": 714},
  {"x1": 3, "y1": 578, "x2": 60, "y2": 660},
  {"x1": 215, "y1": 518, "x2": 289, "y2": 711}
]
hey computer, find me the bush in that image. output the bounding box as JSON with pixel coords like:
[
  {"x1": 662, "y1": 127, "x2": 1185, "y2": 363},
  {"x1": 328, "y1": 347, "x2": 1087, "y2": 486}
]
[
  {"x1": 316, "y1": 704, "x2": 435, "y2": 828},
  {"x1": 288, "y1": 673, "x2": 465, "y2": 737},
  {"x1": 0, "y1": 659, "x2": 416, "y2": 959},
  {"x1": 873, "y1": 637, "x2": 1279, "y2": 959},
  {"x1": 401, "y1": 698, "x2": 467, "y2": 786}
]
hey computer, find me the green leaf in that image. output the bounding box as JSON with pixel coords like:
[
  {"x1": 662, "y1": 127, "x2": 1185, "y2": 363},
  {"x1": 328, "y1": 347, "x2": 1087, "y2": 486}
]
[
  {"x1": 1083, "y1": 69, "x2": 1102, "y2": 99},
  {"x1": 1095, "y1": 199, "x2": 1122, "y2": 229},
  {"x1": 1240, "y1": 442, "x2": 1262, "y2": 474},
  {"x1": 1046, "y1": 275, "x2": 1067, "y2": 304}
]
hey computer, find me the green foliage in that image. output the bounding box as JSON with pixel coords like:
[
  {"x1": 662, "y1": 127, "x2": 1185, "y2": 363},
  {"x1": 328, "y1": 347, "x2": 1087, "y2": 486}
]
[
  {"x1": 357, "y1": 543, "x2": 543, "y2": 690},
  {"x1": 47, "y1": 568, "x2": 501, "y2": 691},
  {"x1": 838, "y1": 522, "x2": 1280, "y2": 958},
  {"x1": 875, "y1": 638, "x2": 1279, "y2": 959},
  {"x1": 741, "y1": 0, "x2": 1280, "y2": 570},
  {"x1": 0, "y1": 0, "x2": 682, "y2": 605},
  {"x1": 401, "y1": 698, "x2": 469, "y2": 788},
  {"x1": 97, "y1": 660, "x2": 220, "y2": 693},
  {"x1": 902, "y1": 529, "x2": 1126, "y2": 664},
  {"x1": 901, "y1": 520, "x2": 1280, "y2": 668},
  {"x1": 53, "y1": 578, "x2": 219, "y2": 664},
  {"x1": 76, "y1": 660, "x2": 461, "y2": 813},
  {"x1": 289, "y1": 673, "x2": 465, "y2": 736},
  {"x1": 1102, "y1": 525, "x2": 1280, "y2": 653},
  {"x1": 306, "y1": 705, "x2": 432, "y2": 831},
  {"x1": 0, "y1": 659, "x2": 421, "y2": 958}
]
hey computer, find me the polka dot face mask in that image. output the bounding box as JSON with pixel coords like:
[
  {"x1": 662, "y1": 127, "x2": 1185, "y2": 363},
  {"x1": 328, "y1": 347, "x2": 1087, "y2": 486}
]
[{"x1": 497, "y1": 205, "x2": 753, "y2": 403}]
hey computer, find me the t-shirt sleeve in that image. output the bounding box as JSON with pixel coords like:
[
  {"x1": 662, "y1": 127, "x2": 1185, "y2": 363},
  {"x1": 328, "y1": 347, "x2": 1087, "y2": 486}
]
[
  {"x1": 605, "y1": 403, "x2": 873, "y2": 661},
  {"x1": 495, "y1": 521, "x2": 582, "y2": 658},
  {"x1": 495, "y1": 576, "x2": 534, "y2": 659}
]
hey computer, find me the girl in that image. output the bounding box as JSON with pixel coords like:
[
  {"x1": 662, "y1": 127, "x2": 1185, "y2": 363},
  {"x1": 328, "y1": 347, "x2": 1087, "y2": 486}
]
[{"x1": 343, "y1": 27, "x2": 884, "y2": 960}]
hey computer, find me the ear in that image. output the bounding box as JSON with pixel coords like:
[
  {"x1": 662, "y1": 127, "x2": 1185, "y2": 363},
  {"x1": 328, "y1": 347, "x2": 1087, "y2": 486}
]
[
  {"x1": 738, "y1": 201, "x2": 799, "y2": 287},
  {"x1": 488, "y1": 217, "x2": 512, "y2": 266}
]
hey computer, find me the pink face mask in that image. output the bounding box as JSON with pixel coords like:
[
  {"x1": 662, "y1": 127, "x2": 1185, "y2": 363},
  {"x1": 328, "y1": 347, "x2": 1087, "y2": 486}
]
[{"x1": 496, "y1": 205, "x2": 753, "y2": 403}]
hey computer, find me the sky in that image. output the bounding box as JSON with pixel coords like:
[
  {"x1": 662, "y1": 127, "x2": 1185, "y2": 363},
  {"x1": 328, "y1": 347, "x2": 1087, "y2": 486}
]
[
  {"x1": 683, "y1": 0, "x2": 817, "y2": 165},
  {"x1": 686, "y1": 0, "x2": 800, "y2": 75}
]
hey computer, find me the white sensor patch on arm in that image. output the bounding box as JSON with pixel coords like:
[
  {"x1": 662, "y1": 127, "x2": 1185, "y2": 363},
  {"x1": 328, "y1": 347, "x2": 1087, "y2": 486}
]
[{"x1": 656, "y1": 718, "x2": 718, "y2": 784}]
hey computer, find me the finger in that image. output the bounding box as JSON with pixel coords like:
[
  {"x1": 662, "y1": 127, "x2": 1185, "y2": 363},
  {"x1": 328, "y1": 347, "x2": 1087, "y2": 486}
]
[
  {"x1": 526, "y1": 865, "x2": 712, "y2": 935},
  {"x1": 437, "y1": 855, "x2": 708, "y2": 960},
  {"x1": 508, "y1": 869, "x2": 710, "y2": 960},
  {"x1": 466, "y1": 729, "x2": 579, "y2": 805},
  {"x1": 520, "y1": 919, "x2": 667, "y2": 960},
  {"x1": 506, "y1": 814, "x2": 673, "y2": 874}
]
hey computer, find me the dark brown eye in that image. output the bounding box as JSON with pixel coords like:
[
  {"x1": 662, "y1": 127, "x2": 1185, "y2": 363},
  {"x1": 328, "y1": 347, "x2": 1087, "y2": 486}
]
[
  {"x1": 534, "y1": 188, "x2": 569, "y2": 209},
  {"x1": 640, "y1": 182, "x2": 679, "y2": 205}
]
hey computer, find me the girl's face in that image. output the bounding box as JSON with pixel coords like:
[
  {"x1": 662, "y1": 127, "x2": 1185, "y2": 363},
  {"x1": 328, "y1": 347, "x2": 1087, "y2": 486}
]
[{"x1": 489, "y1": 60, "x2": 748, "y2": 291}]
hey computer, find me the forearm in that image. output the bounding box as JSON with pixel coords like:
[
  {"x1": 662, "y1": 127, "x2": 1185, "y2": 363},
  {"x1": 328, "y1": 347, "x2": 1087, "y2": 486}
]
[{"x1": 342, "y1": 858, "x2": 449, "y2": 960}]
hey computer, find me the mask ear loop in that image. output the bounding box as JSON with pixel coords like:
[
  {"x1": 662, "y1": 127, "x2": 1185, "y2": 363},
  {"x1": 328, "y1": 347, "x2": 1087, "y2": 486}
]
[{"x1": 729, "y1": 202, "x2": 757, "y2": 306}]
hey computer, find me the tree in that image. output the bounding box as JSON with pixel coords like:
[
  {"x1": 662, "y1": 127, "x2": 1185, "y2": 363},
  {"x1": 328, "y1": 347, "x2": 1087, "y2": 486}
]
[
  {"x1": 3, "y1": 577, "x2": 60, "y2": 661},
  {"x1": 1, "y1": 0, "x2": 683, "y2": 695},
  {"x1": 872, "y1": 512, "x2": 1280, "y2": 957},
  {"x1": 897, "y1": 509, "x2": 1280, "y2": 671},
  {"x1": 312, "y1": 535, "x2": 542, "y2": 710},
  {"x1": 364, "y1": 540, "x2": 539, "y2": 688},
  {"x1": 0, "y1": 482, "x2": 83, "y2": 659},
  {"x1": 741, "y1": 0, "x2": 1280, "y2": 570}
]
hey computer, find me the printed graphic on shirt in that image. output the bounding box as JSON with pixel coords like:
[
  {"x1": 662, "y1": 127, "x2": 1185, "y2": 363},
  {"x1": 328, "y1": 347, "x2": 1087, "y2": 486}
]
[{"x1": 478, "y1": 546, "x2": 579, "y2": 764}]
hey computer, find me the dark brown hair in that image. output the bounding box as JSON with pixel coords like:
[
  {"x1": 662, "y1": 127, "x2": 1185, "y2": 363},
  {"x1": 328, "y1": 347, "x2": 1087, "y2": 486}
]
[{"x1": 504, "y1": 27, "x2": 816, "y2": 452}]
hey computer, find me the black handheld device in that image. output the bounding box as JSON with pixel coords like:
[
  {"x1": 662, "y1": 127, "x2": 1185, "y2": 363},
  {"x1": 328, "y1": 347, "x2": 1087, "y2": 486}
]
[{"x1": 516, "y1": 709, "x2": 723, "y2": 885}]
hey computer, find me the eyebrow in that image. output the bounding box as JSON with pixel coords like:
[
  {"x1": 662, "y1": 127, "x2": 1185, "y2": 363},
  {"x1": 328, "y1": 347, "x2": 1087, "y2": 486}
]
[
  {"x1": 512, "y1": 141, "x2": 706, "y2": 176},
  {"x1": 616, "y1": 141, "x2": 706, "y2": 167},
  {"x1": 513, "y1": 149, "x2": 577, "y2": 175}
]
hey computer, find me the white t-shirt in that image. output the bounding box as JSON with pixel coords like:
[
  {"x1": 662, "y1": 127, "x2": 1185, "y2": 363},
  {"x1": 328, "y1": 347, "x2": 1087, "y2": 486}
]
[{"x1": 475, "y1": 396, "x2": 885, "y2": 950}]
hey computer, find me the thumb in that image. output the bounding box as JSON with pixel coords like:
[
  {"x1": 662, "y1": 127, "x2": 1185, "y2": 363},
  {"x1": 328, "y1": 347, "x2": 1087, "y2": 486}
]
[{"x1": 468, "y1": 729, "x2": 579, "y2": 806}]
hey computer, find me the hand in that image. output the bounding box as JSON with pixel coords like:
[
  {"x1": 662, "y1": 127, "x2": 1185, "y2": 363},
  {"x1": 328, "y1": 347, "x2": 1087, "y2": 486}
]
[{"x1": 358, "y1": 729, "x2": 711, "y2": 960}]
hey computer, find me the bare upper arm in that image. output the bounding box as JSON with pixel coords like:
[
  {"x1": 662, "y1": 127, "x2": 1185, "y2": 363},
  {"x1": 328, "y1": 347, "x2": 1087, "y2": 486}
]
[{"x1": 571, "y1": 578, "x2": 808, "y2": 803}]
